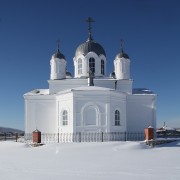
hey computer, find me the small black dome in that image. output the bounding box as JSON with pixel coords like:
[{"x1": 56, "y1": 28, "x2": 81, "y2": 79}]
[
  {"x1": 53, "y1": 49, "x2": 65, "y2": 59},
  {"x1": 115, "y1": 51, "x2": 129, "y2": 59},
  {"x1": 75, "y1": 40, "x2": 106, "y2": 57},
  {"x1": 109, "y1": 71, "x2": 116, "y2": 79},
  {"x1": 116, "y1": 49, "x2": 129, "y2": 59},
  {"x1": 66, "y1": 71, "x2": 72, "y2": 77}
]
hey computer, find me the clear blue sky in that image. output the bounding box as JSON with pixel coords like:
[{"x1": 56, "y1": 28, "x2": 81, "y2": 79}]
[{"x1": 0, "y1": 0, "x2": 180, "y2": 130}]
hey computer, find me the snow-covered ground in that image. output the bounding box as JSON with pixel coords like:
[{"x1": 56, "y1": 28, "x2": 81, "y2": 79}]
[{"x1": 0, "y1": 141, "x2": 180, "y2": 180}]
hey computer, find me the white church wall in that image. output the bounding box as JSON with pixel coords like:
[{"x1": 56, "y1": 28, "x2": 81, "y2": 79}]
[
  {"x1": 50, "y1": 58, "x2": 66, "y2": 80},
  {"x1": 73, "y1": 91, "x2": 109, "y2": 133},
  {"x1": 48, "y1": 79, "x2": 88, "y2": 94},
  {"x1": 109, "y1": 94, "x2": 127, "y2": 132},
  {"x1": 114, "y1": 57, "x2": 130, "y2": 80},
  {"x1": 94, "y1": 79, "x2": 132, "y2": 94},
  {"x1": 94, "y1": 79, "x2": 115, "y2": 89},
  {"x1": 126, "y1": 95, "x2": 157, "y2": 132},
  {"x1": 24, "y1": 97, "x2": 57, "y2": 134},
  {"x1": 48, "y1": 79, "x2": 133, "y2": 94},
  {"x1": 57, "y1": 93, "x2": 74, "y2": 134},
  {"x1": 72, "y1": 90, "x2": 128, "y2": 133},
  {"x1": 115, "y1": 80, "x2": 133, "y2": 94},
  {"x1": 74, "y1": 52, "x2": 107, "y2": 78}
]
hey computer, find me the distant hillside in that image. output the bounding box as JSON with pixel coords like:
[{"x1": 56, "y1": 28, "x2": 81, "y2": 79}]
[{"x1": 0, "y1": 127, "x2": 24, "y2": 134}]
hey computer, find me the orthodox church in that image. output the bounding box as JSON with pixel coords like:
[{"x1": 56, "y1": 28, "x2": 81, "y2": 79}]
[{"x1": 24, "y1": 17, "x2": 157, "y2": 139}]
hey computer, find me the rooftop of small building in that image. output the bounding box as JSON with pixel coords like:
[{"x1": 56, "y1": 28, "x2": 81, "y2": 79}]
[
  {"x1": 132, "y1": 88, "x2": 155, "y2": 95},
  {"x1": 24, "y1": 89, "x2": 49, "y2": 96}
]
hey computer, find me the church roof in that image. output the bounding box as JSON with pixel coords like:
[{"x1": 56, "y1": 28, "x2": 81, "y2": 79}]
[
  {"x1": 52, "y1": 49, "x2": 65, "y2": 59},
  {"x1": 24, "y1": 89, "x2": 49, "y2": 95},
  {"x1": 109, "y1": 71, "x2": 116, "y2": 79},
  {"x1": 115, "y1": 51, "x2": 129, "y2": 59},
  {"x1": 132, "y1": 88, "x2": 155, "y2": 95},
  {"x1": 71, "y1": 86, "x2": 114, "y2": 91},
  {"x1": 58, "y1": 86, "x2": 115, "y2": 94},
  {"x1": 75, "y1": 40, "x2": 106, "y2": 57},
  {"x1": 66, "y1": 71, "x2": 72, "y2": 77},
  {"x1": 56, "y1": 86, "x2": 128, "y2": 97},
  {"x1": 115, "y1": 48, "x2": 129, "y2": 59},
  {"x1": 52, "y1": 41, "x2": 66, "y2": 59},
  {"x1": 57, "y1": 86, "x2": 115, "y2": 95},
  {"x1": 75, "y1": 17, "x2": 106, "y2": 57}
]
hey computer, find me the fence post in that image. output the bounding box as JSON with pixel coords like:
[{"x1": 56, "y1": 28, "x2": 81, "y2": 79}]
[
  {"x1": 58, "y1": 132, "x2": 59, "y2": 143},
  {"x1": 101, "y1": 132, "x2": 104, "y2": 142},
  {"x1": 4, "y1": 133, "x2": 6, "y2": 141},
  {"x1": 79, "y1": 132, "x2": 81, "y2": 143},
  {"x1": 15, "y1": 133, "x2": 18, "y2": 142},
  {"x1": 124, "y1": 132, "x2": 127, "y2": 141}
]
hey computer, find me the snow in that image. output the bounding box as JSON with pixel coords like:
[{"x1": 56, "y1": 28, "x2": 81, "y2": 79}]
[
  {"x1": 57, "y1": 86, "x2": 115, "y2": 95},
  {"x1": 71, "y1": 86, "x2": 114, "y2": 91},
  {"x1": 25, "y1": 89, "x2": 49, "y2": 95},
  {"x1": 0, "y1": 141, "x2": 180, "y2": 180},
  {"x1": 163, "y1": 126, "x2": 175, "y2": 130}
]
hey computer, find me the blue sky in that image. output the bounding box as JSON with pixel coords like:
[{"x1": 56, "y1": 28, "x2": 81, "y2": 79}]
[{"x1": 0, "y1": 0, "x2": 180, "y2": 130}]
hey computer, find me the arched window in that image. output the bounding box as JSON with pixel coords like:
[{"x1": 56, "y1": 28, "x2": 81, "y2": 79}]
[
  {"x1": 78, "y1": 58, "x2": 82, "y2": 75},
  {"x1": 62, "y1": 110, "x2": 68, "y2": 126},
  {"x1": 115, "y1": 110, "x2": 120, "y2": 126},
  {"x1": 84, "y1": 106, "x2": 97, "y2": 126},
  {"x1": 89, "y1": 58, "x2": 95, "y2": 73},
  {"x1": 101, "y1": 59, "x2": 104, "y2": 75}
]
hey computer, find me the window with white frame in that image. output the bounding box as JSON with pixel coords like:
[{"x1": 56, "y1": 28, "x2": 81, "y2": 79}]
[
  {"x1": 101, "y1": 59, "x2": 104, "y2": 75},
  {"x1": 115, "y1": 110, "x2": 120, "y2": 126},
  {"x1": 78, "y1": 58, "x2": 82, "y2": 74},
  {"x1": 89, "y1": 57, "x2": 95, "y2": 73},
  {"x1": 62, "y1": 110, "x2": 68, "y2": 126}
]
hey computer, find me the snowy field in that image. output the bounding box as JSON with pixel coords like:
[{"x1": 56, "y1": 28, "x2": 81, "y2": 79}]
[{"x1": 0, "y1": 141, "x2": 180, "y2": 180}]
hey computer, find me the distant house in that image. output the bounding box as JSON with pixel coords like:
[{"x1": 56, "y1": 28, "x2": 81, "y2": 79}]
[{"x1": 156, "y1": 126, "x2": 180, "y2": 138}]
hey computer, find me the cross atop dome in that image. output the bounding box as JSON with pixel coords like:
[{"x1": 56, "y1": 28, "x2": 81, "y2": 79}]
[
  {"x1": 52, "y1": 39, "x2": 65, "y2": 60},
  {"x1": 120, "y1": 39, "x2": 124, "y2": 53},
  {"x1": 57, "y1": 39, "x2": 60, "y2": 52},
  {"x1": 115, "y1": 39, "x2": 129, "y2": 59},
  {"x1": 86, "y1": 17, "x2": 95, "y2": 41}
]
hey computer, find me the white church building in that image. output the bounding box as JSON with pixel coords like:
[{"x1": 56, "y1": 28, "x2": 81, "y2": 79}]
[{"x1": 24, "y1": 17, "x2": 156, "y2": 141}]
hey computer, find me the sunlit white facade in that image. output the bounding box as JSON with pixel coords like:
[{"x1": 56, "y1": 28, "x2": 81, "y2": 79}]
[{"x1": 24, "y1": 20, "x2": 157, "y2": 137}]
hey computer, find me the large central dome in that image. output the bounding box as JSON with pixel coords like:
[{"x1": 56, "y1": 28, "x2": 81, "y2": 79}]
[
  {"x1": 74, "y1": 17, "x2": 107, "y2": 78},
  {"x1": 75, "y1": 39, "x2": 106, "y2": 57},
  {"x1": 75, "y1": 17, "x2": 106, "y2": 57}
]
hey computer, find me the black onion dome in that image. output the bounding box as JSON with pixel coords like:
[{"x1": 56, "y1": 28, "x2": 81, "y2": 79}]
[
  {"x1": 115, "y1": 49, "x2": 129, "y2": 59},
  {"x1": 53, "y1": 49, "x2": 66, "y2": 60},
  {"x1": 75, "y1": 40, "x2": 106, "y2": 57},
  {"x1": 109, "y1": 71, "x2": 116, "y2": 79},
  {"x1": 66, "y1": 71, "x2": 72, "y2": 77}
]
